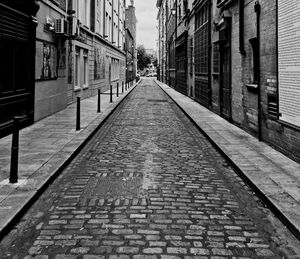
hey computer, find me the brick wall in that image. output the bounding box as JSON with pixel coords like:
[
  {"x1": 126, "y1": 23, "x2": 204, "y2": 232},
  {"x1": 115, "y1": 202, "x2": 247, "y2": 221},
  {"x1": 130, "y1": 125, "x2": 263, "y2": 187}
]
[{"x1": 241, "y1": 0, "x2": 300, "y2": 162}]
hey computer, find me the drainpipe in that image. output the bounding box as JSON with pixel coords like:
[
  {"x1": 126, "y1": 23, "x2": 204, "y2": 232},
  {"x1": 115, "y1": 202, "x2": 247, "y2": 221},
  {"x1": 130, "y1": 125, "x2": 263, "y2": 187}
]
[
  {"x1": 254, "y1": 1, "x2": 262, "y2": 141},
  {"x1": 239, "y1": 0, "x2": 246, "y2": 55}
]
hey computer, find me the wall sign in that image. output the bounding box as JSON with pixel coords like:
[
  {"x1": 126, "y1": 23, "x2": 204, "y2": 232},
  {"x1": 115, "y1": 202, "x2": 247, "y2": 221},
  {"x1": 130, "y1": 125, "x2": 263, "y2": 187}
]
[{"x1": 278, "y1": 0, "x2": 300, "y2": 127}]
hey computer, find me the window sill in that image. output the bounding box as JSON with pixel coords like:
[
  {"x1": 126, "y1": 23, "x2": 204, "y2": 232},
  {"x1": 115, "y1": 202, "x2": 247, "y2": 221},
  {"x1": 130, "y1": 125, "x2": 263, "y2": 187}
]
[
  {"x1": 74, "y1": 86, "x2": 81, "y2": 92},
  {"x1": 83, "y1": 85, "x2": 89, "y2": 89}
]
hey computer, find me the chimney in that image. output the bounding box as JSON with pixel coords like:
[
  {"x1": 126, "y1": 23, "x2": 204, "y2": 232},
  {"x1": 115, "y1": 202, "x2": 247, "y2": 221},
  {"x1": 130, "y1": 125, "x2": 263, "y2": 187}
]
[{"x1": 130, "y1": 0, "x2": 134, "y2": 6}]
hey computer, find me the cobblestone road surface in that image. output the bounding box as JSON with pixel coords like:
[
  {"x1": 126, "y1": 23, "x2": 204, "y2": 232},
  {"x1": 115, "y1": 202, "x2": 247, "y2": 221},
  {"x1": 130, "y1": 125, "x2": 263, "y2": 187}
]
[{"x1": 1, "y1": 79, "x2": 300, "y2": 258}]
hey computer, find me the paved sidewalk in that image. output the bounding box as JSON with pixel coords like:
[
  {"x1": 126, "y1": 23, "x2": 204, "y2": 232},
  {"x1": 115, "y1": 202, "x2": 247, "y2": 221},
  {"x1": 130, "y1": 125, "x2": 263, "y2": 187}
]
[
  {"x1": 155, "y1": 79, "x2": 300, "y2": 240},
  {"x1": 0, "y1": 82, "x2": 138, "y2": 238}
]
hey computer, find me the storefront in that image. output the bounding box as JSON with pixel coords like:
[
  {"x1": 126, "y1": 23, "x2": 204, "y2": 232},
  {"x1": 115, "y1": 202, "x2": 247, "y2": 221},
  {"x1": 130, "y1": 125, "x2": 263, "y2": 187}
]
[{"x1": 0, "y1": 0, "x2": 39, "y2": 137}]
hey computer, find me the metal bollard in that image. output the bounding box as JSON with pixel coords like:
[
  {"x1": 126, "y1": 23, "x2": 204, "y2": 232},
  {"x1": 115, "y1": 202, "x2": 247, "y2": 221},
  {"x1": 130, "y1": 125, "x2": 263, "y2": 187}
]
[
  {"x1": 10, "y1": 117, "x2": 20, "y2": 184},
  {"x1": 122, "y1": 82, "x2": 124, "y2": 93},
  {"x1": 110, "y1": 85, "x2": 113, "y2": 103},
  {"x1": 117, "y1": 82, "x2": 119, "y2": 97},
  {"x1": 97, "y1": 89, "x2": 101, "y2": 113},
  {"x1": 76, "y1": 97, "x2": 80, "y2": 131}
]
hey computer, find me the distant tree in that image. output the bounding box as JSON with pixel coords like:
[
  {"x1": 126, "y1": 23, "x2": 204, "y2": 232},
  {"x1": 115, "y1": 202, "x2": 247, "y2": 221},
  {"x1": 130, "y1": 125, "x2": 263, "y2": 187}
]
[
  {"x1": 137, "y1": 45, "x2": 151, "y2": 71},
  {"x1": 153, "y1": 57, "x2": 158, "y2": 68}
]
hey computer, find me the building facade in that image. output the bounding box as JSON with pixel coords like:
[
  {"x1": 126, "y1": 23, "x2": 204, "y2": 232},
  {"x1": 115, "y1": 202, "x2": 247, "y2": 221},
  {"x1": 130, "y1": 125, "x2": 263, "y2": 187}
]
[
  {"x1": 0, "y1": 0, "x2": 39, "y2": 137},
  {"x1": 35, "y1": 0, "x2": 127, "y2": 121},
  {"x1": 125, "y1": 0, "x2": 137, "y2": 83},
  {"x1": 0, "y1": 0, "x2": 127, "y2": 137},
  {"x1": 157, "y1": 0, "x2": 300, "y2": 162}
]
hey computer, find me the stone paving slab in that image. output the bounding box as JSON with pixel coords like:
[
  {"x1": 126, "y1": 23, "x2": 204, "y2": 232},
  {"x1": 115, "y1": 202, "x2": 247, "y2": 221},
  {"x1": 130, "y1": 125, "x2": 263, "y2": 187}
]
[
  {"x1": 155, "y1": 79, "x2": 300, "y2": 239},
  {"x1": 0, "y1": 82, "x2": 139, "y2": 237}
]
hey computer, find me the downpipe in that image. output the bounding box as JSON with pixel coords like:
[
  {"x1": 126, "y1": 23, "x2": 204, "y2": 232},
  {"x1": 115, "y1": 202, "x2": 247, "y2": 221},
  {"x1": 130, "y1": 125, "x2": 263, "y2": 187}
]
[{"x1": 255, "y1": 1, "x2": 262, "y2": 141}]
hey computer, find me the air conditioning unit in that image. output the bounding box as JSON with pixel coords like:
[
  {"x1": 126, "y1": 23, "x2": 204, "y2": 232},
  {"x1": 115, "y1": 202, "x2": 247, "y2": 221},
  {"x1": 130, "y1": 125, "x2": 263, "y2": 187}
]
[{"x1": 55, "y1": 18, "x2": 68, "y2": 34}]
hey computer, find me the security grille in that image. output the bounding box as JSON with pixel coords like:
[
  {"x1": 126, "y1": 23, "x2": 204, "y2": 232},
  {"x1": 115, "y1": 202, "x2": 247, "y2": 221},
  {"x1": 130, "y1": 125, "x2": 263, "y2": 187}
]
[{"x1": 194, "y1": 1, "x2": 211, "y2": 107}]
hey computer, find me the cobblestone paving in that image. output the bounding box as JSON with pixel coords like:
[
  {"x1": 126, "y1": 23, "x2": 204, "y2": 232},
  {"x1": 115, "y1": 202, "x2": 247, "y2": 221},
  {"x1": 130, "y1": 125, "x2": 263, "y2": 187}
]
[{"x1": 1, "y1": 79, "x2": 300, "y2": 258}]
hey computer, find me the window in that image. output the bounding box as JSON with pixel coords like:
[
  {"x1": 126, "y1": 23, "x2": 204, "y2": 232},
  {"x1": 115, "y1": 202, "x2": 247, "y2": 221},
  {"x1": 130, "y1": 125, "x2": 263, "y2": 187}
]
[
  {"x1": 109, "y1": 17, "x2": 112, "y2": 42},
  {"x1": 75, "y1": 47, "x2": 80, "y2": 88},
  {"x1": 94, "y1": 44, "x2": 106, "y2": 80},
  {"x1": 194, "y1": 3, "x2": 209, "y2": 74},
  {"x1": 111, "y1": 58, "x2": 120, "y2": 81},
  {"x1": 76, "y1": 0, "x2": 90, "y2": 27},
  {"x1": 83, "y1": 50, "x2": 88, "y2": 86},
  {"x1": 212, "y1": 44, "x2": 219, "y2": 74},
  {"x1": 74, "y1": 47, "x2": 89, "y2": 90},
  {"x1": 189, "y1": 37, "x2": 194, "y2": 73},
  {"x1": 105, "y1": 13, "x2": 109, "y2": 37}
]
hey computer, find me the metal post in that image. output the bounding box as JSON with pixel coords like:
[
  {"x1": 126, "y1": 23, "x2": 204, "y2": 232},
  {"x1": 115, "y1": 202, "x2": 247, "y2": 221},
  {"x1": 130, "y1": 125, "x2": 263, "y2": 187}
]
[
  {"x1": 117, "y1": 82, "x2": 119, "y2": 97},
  {"x1": 76, "y1": 97, "x2": 80, "y2": 131},
  {"x1": 122, "y1": 82, "x2": 124, "y2": 93},
  {"x1": 10, "y1": 117, "x2": 20, "y2": 183},
  {"x1": 110, "y1": 84, "x2": 113, "y2": 103},
  {"x1": 97, "y1": 89, "x2": 101, "y2": 113}
]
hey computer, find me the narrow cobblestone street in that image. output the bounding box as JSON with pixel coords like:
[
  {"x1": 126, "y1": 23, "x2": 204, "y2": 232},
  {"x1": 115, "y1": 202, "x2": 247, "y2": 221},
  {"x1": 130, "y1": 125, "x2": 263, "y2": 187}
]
[{"x1": 0, "y1": 79, "x2": 299, "y2": 258}]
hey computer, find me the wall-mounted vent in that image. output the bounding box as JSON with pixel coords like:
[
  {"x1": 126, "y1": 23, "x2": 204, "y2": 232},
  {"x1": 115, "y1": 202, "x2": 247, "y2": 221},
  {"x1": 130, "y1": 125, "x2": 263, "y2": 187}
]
[{"x1": 268, "y1": 94, "x2": 278, "y2": 119}]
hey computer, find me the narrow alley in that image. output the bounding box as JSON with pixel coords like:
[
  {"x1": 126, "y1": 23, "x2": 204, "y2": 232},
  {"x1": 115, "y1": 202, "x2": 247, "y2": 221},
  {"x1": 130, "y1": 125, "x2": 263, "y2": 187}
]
[{"x1": 0, "y1": 79, "x2": 299, "y2": 258}]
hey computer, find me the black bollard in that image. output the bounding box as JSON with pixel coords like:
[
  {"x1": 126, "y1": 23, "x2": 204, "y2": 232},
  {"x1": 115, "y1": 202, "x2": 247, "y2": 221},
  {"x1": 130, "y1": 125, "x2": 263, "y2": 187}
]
[
  {"x1": 97, "y1": 89, "x2": 101, "y2": 113},
  {"x1": 10, "y1": 117, "x2": 20, "y2": 184},
  {"x1": 117, "y1": 82, "x2": 119, "y2": 97},
  {"x1": 76, "y1": 97, "x2": 80, "y2": 131},
  {"x1": 110, "y1": 85, "x2": 113, "y2": 103},
  {"x1": 122, "y1": 82, "x2": 124, "y2": 93}
]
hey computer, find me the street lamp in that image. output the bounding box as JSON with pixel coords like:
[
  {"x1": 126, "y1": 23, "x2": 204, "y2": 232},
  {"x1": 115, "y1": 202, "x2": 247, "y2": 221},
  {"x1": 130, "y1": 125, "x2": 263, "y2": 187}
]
[{"x1": 171, "y1": 8, "x2": 176, "y2": 15}]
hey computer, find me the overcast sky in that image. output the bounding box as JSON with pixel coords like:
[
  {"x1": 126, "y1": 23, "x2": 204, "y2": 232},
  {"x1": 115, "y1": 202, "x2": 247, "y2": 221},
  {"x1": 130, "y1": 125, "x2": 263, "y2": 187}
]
[{"x1": 134, "y1": 0, "x2": 157, "y2": 50}]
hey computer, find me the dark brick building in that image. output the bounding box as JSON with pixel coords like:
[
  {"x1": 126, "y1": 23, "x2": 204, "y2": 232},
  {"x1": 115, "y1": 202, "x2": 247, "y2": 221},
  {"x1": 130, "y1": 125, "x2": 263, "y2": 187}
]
[{"x1": 157, "y1": 0, "x2": 300, "y2": 162}]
